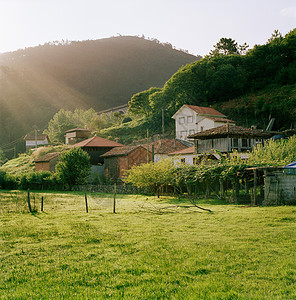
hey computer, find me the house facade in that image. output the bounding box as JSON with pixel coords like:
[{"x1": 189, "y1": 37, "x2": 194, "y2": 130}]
[
  {"x1": 34, "y1": 152, "x2": 60, "y2": 172},
  {"x1": 65, "y1": 128, "x2": 91, "y2": 145},
  {"x1": 171, "y1": 105, "x2": 233, "y2": 141},
  {"x1": 143, "y1": 139, "x2": 189, "y2": 162},
  {"x1": 188, "y1": 124, "x2": 274, "y2": 154},
  {"x1": 101, "y1": 145, "x2": 152, "y2": 181},
  {"x1": 24, "y1": 134, "x2": 50, "y2": 152}
]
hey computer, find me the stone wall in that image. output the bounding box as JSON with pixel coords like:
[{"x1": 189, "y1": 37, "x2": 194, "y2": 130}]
[{"x1": 264, "y1": 171, "x2": 296, "y2": 205}]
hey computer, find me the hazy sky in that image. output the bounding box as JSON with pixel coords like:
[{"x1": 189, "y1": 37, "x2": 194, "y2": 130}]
[{"x1": 0, "y1": 0, "x2": 295, "y2": 56}]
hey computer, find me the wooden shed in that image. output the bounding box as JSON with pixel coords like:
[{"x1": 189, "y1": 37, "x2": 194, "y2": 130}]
[
  {"x1": 101, "y1": 145, "x2": 152, "y2": 181},
  {"x1": 34, "y1": 152, "x2": 60, "y2": 172}
]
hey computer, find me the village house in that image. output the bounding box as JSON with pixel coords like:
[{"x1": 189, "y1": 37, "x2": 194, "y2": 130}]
[
  {"x1": 34, "y1": 152, "x2": 60, "y2": 172},
  {"x1": 24, "y1": 133, "x2": 50, "y2": 152},
  {"x1": 143, "y1": 139, "x2": 189, "y2": 162},
  {"x1": 65, "y1": 128, "x2": 91, "y2": 145},
  {"x1": 101, "y1": 145, "x2": 152, "y2": 181},
  {"x1": 72, "y1": 135, "x2": 124, "y2": 165},
  {"x1": 188, "y1": 124, "x2": 274, "y2": 154},
  {"x1": 171, "y1": 104, "x2": 234, "y2": 141}
]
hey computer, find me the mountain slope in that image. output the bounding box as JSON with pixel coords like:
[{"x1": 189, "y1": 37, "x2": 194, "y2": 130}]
[{"x1": 0, "y1": 36, "x2": 199, "y2": 154}]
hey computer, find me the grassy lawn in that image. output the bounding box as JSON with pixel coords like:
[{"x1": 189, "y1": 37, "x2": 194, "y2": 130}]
[{"x1": 0, "y1": 191, "x2": 295, "y2": 299}]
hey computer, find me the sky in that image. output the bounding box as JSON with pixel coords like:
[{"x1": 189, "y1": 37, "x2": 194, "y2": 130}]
[{"x1": 0, "y1": 0, "x2": 295, "y2": 56}]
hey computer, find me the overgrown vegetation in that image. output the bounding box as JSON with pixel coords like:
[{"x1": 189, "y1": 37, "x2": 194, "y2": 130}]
[
  {"x1": 0, "y1": 191, "x2": 295, "y2": 299},
  {"x1": 124, "y1": 136, "x2": 296, "y2": 200}
]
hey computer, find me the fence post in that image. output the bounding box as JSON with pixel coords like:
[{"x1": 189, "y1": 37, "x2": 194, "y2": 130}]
[
  {"x1": 113, "y1": 183, "x2": 116, "y2": 213},
  {"x1": 41, "y1": 196, "x2": 44, "y2": 212},
  {"x1": 253, "y1": 169, "x2": 257, "y2": 206},
  {"x1": 27, "y1": 189, "x2": 32, "y2": 213},
  {"x1": 85, "y1": 193, "x2": 88, "y2": 213}
]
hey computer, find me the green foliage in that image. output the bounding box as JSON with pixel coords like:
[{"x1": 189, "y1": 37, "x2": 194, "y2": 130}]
[
  {"x1": 248, "y1": 136, "x2": 296, "y2": 166},
  {"x1": 43, "y1": 108, "x2": 98, "y2": 143},
  {"x1": 209, "y1": 37, "x2": 249, "y2": 56},
  {"x1": 128, "y1": 87, "x2": 161, "y2": 117},
  {"x1": 124, "y1": 159, "x2": 175, "y2": 192},
  {"x1": 123, "y1": 28, "x2": 296, "y2": 140},
  {"x1": 18, "y1": 171, "x2": 59, "y2": 190},
  {"x1": 56, "y1": 147, "x2": 91, "y2": 190}
]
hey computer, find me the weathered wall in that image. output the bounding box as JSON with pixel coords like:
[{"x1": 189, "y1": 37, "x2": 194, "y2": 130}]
[{"x1": 264, "y1": 171, "x2": 296, "y2": 205}]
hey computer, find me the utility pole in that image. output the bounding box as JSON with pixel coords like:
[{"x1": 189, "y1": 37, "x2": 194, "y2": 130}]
[
  {"x1": 162, "y1": 109, "x2": 165, "y2": 138},
  {"x1": 35, "y1": 129, "x2": 38, "y2": 149}
]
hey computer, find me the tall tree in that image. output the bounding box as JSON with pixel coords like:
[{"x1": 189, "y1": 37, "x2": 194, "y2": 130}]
[
  {"x1": 209, "y1": 38, "x2": 249, "y2": 56},
  {"x1": 56, "y1": 147, "x2": 91, "y2": 190},
  {"x1": 128, "y1": 87, "x2": 161, "y2": 117}
]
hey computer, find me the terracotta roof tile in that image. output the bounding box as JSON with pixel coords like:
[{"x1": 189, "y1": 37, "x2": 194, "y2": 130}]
[
  {"x1": 202, "y1": 117, "x2": 235, "y2": 123},
  {"x1": 101, "y1": 145, "x2": 144, "y2": 157},
  {"x1": 142, "y1": 139, "x2": 189, "y2": 154},
  {"x1": 188, "y1": 125, "x2": 275, "y2": 139},
  {"x1": 72, "y1": 135, "x2": 124, "y2": 148},
  {"x1": 34, "y1": 152, "x2": 60, "y2": 162},
  {"x1": 169, "y1": 146, "x2": 195, "y2": 155},
  {"x1": 185, "y1": 105, "x2": 226, "y2": 117}
]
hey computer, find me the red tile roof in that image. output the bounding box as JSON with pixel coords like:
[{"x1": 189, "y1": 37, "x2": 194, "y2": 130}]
[
  {"x1": 202, "y1": 117, "x2": 235, "y2": 123},
  {"x1": 188, "y1": 125, "x2": 274, "y2": 139},
  {"x1": 34, "y1": 152, "x2": 60, "y2": 162},
  {"x1": 185, "y1": 105, "x2": 226, "y2": 117},
  {"x1": 72, "y1": 135, "x2": 124, "y2": 148},
  {"x1": 101, "y1": 145, "x2": 144, "y2": 157},
  {"x1": 169, "y1": 146, "x2": 195, "y2": 155},
  {"x1": 142, "y1": 139, "x2": 189, "y2": 154}
]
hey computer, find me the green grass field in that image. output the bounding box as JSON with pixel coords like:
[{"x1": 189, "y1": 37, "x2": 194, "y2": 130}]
[{"x1": 0, "y1": 191, "x2": 295, "y2": 299}]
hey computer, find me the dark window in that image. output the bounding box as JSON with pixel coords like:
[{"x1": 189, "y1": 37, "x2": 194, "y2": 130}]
[{"x1": 180, "y1": 158, "x2": 185, "y2": 164}]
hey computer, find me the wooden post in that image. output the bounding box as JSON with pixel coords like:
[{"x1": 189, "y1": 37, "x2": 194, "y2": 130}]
[
  {"x1": 85, "y1": 193, "x2": 88, "y2": 213},
  {"x1": 253, "y1": 169, "x2": 257, "y2": 206},
  {"x1": 41, "y1": 196, "x2": 44, "y2": 212},
  {"x1": 27, "y1": 189, "x2": 32, "y2": 213},
  {"x1": 235, "y1": 178, "x2": 239, "y2": 204},
  {"x1": 219, "y1": 179, "x2": 224, "y2": 199},
  {"x1": 113, "y1": 183, "x2": 116, "y2": 213}
]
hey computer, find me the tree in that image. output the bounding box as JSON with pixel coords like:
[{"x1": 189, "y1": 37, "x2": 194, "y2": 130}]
[
  {"x1": 43, "y1": 108, "x2": 98, "y2": 143},
  {"x1": 209, "y1": 38, "x2": 249, "y2": 56},
  {"x1": 123, "y1": 159, "x2": 175, "y2": 197},
  {"x1": 128, "y1": 87, "x2": 161, "y2": 117},
  {"x1": 56, "y1": 147, "x2": 91, "y2": 190}
]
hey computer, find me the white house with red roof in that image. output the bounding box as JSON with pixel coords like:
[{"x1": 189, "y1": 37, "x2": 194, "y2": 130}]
[{"x1": 171, "y1": 104, "x2": 235, "y2": 141}]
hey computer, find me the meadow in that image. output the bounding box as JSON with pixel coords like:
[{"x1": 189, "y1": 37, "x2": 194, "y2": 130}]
[{"x1": 0, "y1": 190, "x2": 295, "y2": 299}]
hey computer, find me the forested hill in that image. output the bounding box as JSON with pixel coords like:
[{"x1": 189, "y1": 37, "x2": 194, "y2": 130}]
[{"x1": 0, "y1": 36, "x2": 199, "y2": 152}]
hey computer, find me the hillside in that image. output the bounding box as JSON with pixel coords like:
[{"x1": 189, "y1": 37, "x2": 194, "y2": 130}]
[
  {"x1": 0, "y1": 36, "x2": 199, "y2": 155},
  {"x1": 99, "y1": 29, "x2": 296, "y2": 143}
]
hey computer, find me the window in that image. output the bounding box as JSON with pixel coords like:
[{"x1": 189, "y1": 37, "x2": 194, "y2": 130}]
[
  {"x1": 180, "y1": 158, "x2": 185, "y2": 164},
  {"x1": 187, "y1": 116, "x2": 193, "y2": 123},
  {"x1": 232, "y1": 138, "x2": 238, "y2": 148},
  {"x1": 242, "y1": 138, "x2": 250, "y2": 148},
  {"x1": 179, "y1": 117, "x2": 185, "y2": 124},
  {"x1": 189, "y1": 129, "x2": 195, "y2": 135},
  {"x1": 180, "y1": 131, "x2": 187, "y2": 139},
  {"x1": 193, "y1": 157, "x2": 199, "y2": 165}
]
